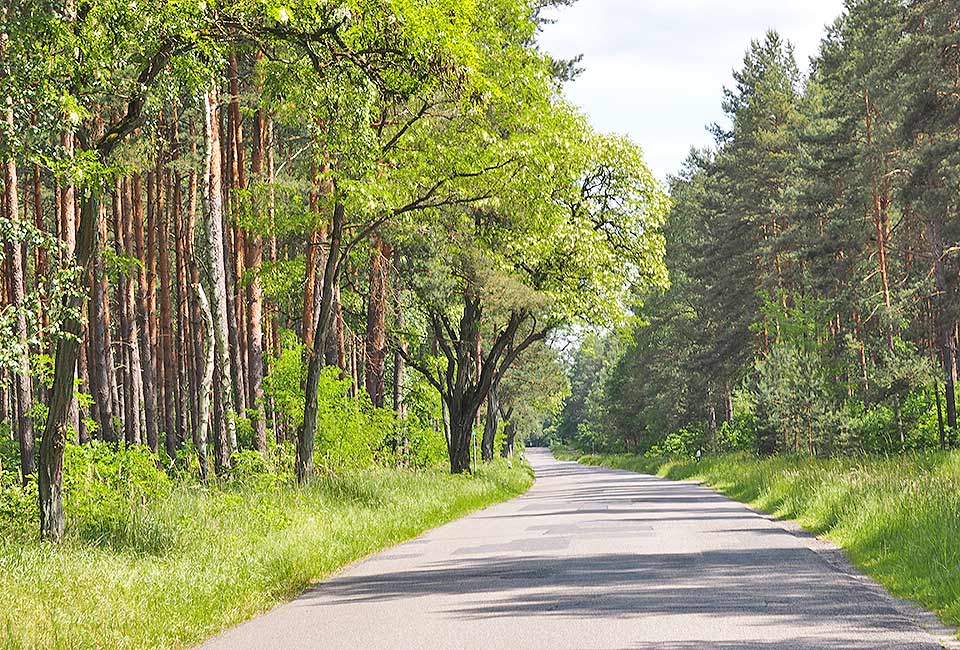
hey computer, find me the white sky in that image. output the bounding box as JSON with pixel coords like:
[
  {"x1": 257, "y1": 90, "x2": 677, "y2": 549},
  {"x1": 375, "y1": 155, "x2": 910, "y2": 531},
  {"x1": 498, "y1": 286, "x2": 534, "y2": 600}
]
[{"x1": 538, "y1": 0, "x2": 847, "y2": 179}]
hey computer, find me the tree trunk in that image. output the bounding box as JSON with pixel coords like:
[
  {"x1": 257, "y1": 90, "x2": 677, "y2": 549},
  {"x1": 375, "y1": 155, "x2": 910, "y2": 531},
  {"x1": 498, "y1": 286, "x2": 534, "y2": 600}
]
[
  {"x1": 365, "y1": 239, "x2": 389, "y2": 407},
  {"x1": 38, "y1": 189, "x2": 98, "y2": 542},
  {"x1": 392, "y1": 247, "x2": 406, "y2": 418},
  {"x1": 173, "y1": 160, "x2": 190, "y2": 443},
  {"x1": 4, "y1": 96, "x2": 35, "y2": 481},
  {"x1": 724, "y1": 386, "x2": 733, "y2": 424},
  {"x1": 444, "y1": 293, "x2": 484, "y2": 474},
  {"x1": 228, "y1": 54, "x2": 248, "y2": 415},
  {"x1": 158, "y1": 165, "x2": 178, "y2": 458},
  {"x1": 303, "y1": 227, "x2": 321, "y2": 351},
  {"x1": 186, "y1": 118, "x2": 202, "y2": 445},
  {"x1": 212, "y1": 366, "x2": 229, "y2": 472},
  {"x1": 32, "y1": 162, "x2": 48, "y2": 349},
  {"x1": 203, "y1": 89, "x2": 238, "y2": 456},
  {"x1": 247, "y1": 107, "x2": 267, "y2": 456},
  {"x1": 298, "y1": 200, "x2": 344, "y2": 483},
  {"x1": 222, "y1": 198, "x2": 247, "y2": 421},
  {"x1": 482, "y1": 382, "x2": 498, "y2": 461},
  {"x1": 325, "y1": 282, "x2": 346, "y2": 373},
  {"x1": 447, "y1": 406, "x2": 476, "y2": 474},
  {"x1": 928, "y1": 210, "x2": 957, "y2": 429},
  {"x1": 935, "y1": 377, "x2": 946, "y2": 450},
  {"x1": 77, "y1": 338, "x2": 90, "y2": 443},
  {"x1": 36, "y1": 39, "x2": 172, "y2": 540},
  {"x1": 189, "y1": 259, "x2": 205, "y2": 448},
  {"x1": 88, "y1": 197, "x2": 116, "y2": 442},
  {"x1": 500, "y1": 406, "x2": 516, "y2": 458},
  {"x1": 114, "y1": 183, "x2": 139, "y2": 445},
  {"x1": 59, "y1": 131, "x2": 81, "y2": 439},
  {"x1": 349, "y1": 328, "x2": 359, "y2": 399},
  {"x1": 194, "y1": 283, "x2": 215, "y2": 482},
  {"x1": 133, "y1": 174, "x2": 159, "y2": 451},
  {"x1": 146, "y1": 171, "x2": 159, "y2": 419},
  {"x1": 409, "y1": 293, "x2": 542, "y2": 474}
]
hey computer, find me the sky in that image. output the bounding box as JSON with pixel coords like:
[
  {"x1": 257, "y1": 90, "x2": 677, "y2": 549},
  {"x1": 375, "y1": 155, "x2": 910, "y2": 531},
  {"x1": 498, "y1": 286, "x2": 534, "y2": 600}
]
[{"x1": 537, "y1": 0, "x2": 847, "y2": 180}]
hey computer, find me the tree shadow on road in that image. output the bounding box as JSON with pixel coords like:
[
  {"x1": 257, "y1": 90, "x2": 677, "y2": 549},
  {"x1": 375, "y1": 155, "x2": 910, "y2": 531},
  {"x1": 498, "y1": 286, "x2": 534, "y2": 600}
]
[{"x1": 297, "y1": 548, "x2": 934, "y2": 650}]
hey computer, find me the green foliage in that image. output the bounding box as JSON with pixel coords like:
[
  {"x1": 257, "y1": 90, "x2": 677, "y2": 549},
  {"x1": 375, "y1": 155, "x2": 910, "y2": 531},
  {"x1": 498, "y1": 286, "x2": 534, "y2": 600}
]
[
  {"x1": 263, "y1": 331, "x2": 309, "y2": 431},
  {"x1": 394, "y1": 377, "x2": 448, "y2": 468},
  {"x1": 644, "y1": 428, "x2": 703, "y2": 459},
  {"x1": 61, "y1": 443, "x2": 173, "y2": 551},
  {"x1": 0, "y1": 437, "x2": 36, "y2": 528},
  {"x1": 221, "y1": 449, "x2": 287, "y2": 491},
  {"x1": 264, "y1": 331, "x2": 448, "y2": 470},
  {"x1": 754, "y1": 340, "x2": 833, "y2": 454},
  {"x1": 714, "y1": 414, "x2": 758, "y2": 454},
  {"x1": 556, "y1": 10, "x2": 960, "y2": 460}
]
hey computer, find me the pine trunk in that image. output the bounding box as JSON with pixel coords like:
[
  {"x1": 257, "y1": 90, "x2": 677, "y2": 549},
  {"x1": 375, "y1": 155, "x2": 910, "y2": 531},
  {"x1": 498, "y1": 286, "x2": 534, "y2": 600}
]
[
  {"x1": 928, "y1": 210, "x2": 957, "y2": 429},
  {"x1": 158, "y1": 165, "x2": 178, "y2": 458},
  {"x1": 186, "y1": 118, "x2": 202, "y2": 442},
  {"x1": 364, "y1": 239, "x2": 389, "y2": 407},
  {"x1": 228, "y1": 55, "x2": 248, "y2": 409},
  {"x1": 194, "y1": 283, "x2": 215, "y2": 481},
  {"x1": 3, "y1": 97, "x2": 35, "y2": 481},
  {"x1": 204, "y1": 89, "x2": 238, "y2": 456},
  {"x1": 88, "y1": 196, "x2": 116, "y2": 442},
  {"x1": 60, "y1": 131, "x2": 80, "y2": 438},
  {"x1": 325, "y1": 283, "x2": 346, "y2": 371},
  {"x1": 392, "y1": 263, "x2": 406, "y2": 418},
  {"x1": 132, "y1": 174, "x2": 159, "y2": 450},
  {"x1": 117, "y1": 181, "x2": 145, "y2": 445},
  {"x1": 247, "y1": 108, "x2": 267, "y2": 456},
  {"x1": 146, "y1": 171, "x2": 159, "y2": 422}
]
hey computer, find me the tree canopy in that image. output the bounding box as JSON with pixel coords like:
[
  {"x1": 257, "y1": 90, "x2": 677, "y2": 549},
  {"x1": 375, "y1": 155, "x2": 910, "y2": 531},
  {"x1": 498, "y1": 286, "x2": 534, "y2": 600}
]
[
  {"x1": 0, "y1": 0, "x2": 667, "y2": 540},
  {"x1": 556, "y1": 2, "x2": 960, "y2": 459}
]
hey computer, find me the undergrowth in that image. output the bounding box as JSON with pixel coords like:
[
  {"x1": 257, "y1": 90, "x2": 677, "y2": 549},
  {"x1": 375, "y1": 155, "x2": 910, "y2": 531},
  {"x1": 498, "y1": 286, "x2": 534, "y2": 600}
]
[{"x1": 0, "y1": 449, "x2": 533, "y2": 650}]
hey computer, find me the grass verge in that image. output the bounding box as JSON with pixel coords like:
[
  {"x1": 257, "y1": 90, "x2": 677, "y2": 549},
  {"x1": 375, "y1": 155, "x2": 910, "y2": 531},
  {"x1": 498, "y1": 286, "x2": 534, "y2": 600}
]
[
  {"x1": 554, "y1": 446, "x2": 960, "y2": 633},
  {"x1": 0, "y1": 461, "x2": 533, "y2": 650}
]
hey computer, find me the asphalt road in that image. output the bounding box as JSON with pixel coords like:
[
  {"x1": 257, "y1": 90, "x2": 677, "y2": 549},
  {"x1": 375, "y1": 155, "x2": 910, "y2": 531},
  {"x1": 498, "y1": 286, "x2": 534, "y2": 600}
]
[{"x1": 200, "y1": 448, "x2": 948, "y2": 650}]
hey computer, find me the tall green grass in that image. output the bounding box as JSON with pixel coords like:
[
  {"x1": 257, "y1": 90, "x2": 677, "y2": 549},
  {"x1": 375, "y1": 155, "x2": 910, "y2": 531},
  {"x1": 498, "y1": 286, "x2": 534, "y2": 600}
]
[
  {"x1": 0, "y1": 462, "x2": 533, "y2": 650},
  {"x1": 560, "y1": 447, "x2": 960, "y2": 632}
]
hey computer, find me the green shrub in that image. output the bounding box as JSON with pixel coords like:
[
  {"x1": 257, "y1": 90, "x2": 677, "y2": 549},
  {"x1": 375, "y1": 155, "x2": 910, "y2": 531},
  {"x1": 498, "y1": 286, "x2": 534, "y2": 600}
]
[
  {"x1": 265, "y1": 332, "x2": 450, "y2": 471},
  {"x1": 0, "y1": 476, "x2": 36, "y2": 534},
  {"x1": 714, "y1": 418, "x2": 756, "y2": 453},
  {"x1": 0, "y1": 433, "x2": 20, "y2": 479},
  {"x1": 645, "y1": 427, "x2": 702, "y2": 458},
  {"x1": 62, "y1": 442, "x2": 172, "y2": 549},
  {"x1": 399, "y1": 377, "x2": 448, "y2": 467},
  {"x1": 222, "y1": 449, "x2": 287, "y2": 490}
]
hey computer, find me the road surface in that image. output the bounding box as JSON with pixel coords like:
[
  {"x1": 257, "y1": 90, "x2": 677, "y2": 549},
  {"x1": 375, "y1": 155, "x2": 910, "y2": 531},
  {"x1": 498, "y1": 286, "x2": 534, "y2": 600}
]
[{"x1": 200, "y1": 448, "x2": 949, "y2": 650}]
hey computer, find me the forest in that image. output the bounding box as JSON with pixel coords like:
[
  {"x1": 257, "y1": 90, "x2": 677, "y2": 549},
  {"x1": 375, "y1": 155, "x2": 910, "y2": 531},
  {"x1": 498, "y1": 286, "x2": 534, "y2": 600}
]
[
  {"x1": 5, "y1": 0, "x2": 960, "y2": 646},
  {"x1": 556, "y1": 0, "x2": 960, "y2": 459},
  {"x1": 0, "y1": 1, "x2": 671, "y2": 646},
  {"x1": 0, "y1": 0, "x2": 667, "y2": 539}
]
